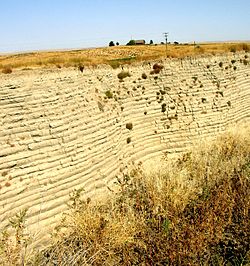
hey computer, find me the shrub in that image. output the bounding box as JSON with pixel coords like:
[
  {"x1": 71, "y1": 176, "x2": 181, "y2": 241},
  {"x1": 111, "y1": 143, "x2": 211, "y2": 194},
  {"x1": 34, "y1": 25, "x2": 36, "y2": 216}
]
[
  {"x1": 219, "y1": 62, "x2": 223, "y2": 68},
  {"x1": 97, "y1": 101, "x2": 104, "y2": 112},
  {"x1": 141, "y1": 73, "x2": 147, "y2": 79},
  {"x1": 126, "y1": 137, "x2": 131, "y2": 144},
  {"x1": 109, "y1": 60, "x2": 120, "y2": 69},
  {"x1": 126, "y1": 123, "x2": 133, "y2": 130},
  {"x1": 230, "y1": 46, "x2": 236, "y2": 53},
  {"x1": 2, "y1": 67, "x2": 12, "y2": 74},
  {"x1": 105, "y1": 90, "x2": 113, "y2": 99},
  {"x1": 242, "y1": 43, "x2": 250, "y2": 52},
  {"x1": 78, "y1": 64, "x2": 84, "y2": 72},
  {"x1": 153, "y1": 63, "x2": 164, "y2": 71},
  {"x1": 150, "y1": 63, "x2": 164, "y2": 74},
  {"x1": 243, "y1": 59, "x2": 248, "y2": 65},
  {"x1": 117, "y1": 71, "x2": 131, "y2": 80},
  {"x1": 161, "y1": 103, "x2": 167, "y2": 112}
]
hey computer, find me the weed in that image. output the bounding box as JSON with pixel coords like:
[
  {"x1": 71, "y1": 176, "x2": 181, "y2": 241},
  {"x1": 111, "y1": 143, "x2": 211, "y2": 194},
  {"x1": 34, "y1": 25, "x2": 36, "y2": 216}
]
[
  {"x1": 109, "y1": 60, "x2": 120, "y2": 69},
  {"x1": 117, "y1": 71, "x2": 131, "y2": 80},
  {"x1": 0, "y1": 208, "x2": 29, "y2": 265},
  {"x1": 97, "y1": 101, "x2": 104, "y2": 112},
  {"x1": 2, "y1": 67, "x2": 12, "y2": 74},
  {"x1": 150, "y1": 63, "x2": 164, "y2": 74},
  {"x1": 243, "y1": 59, "x2": 248, "y2": 65},
  {"x1": 78, "y1": 64, "x2": 84, "y2": 72},
  {"x1": 126, "y1": 123, "x2": 133, "y2": 130},
  {"x1": 105, "y1": 90, "x2": 113, "y2": 99},
  {"x1": 161, "y1": 103, "x2": 167, "y2": 112}
]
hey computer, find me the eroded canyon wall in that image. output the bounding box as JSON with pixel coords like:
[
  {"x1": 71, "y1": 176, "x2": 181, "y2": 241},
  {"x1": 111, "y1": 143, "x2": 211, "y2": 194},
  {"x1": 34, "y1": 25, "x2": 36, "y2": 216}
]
[{"x1": 0, "y1": 52, "x2": 249, "y2": 243}]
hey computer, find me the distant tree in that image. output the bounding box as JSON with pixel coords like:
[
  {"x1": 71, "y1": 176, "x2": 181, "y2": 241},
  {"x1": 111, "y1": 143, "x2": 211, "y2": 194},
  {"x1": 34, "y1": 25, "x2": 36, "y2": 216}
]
[
  {"x1": 150, "y1": 40, "x2": 154, "y2": 45},
  {"x1": 116, "y1": 42, "x2": 119, "y2": 46},
  {"x1": 160, "y1": 42, "x2": 165, "y2": 45},
  {"x1": 126, "y1": 40, "x2": 136, "y2": 46},
  {"x1": 174, "y1": 41, "x2": 179, "y2": 45},
  {"x1": 109, "y1": 41, "x2": 115, "y2": 47}
]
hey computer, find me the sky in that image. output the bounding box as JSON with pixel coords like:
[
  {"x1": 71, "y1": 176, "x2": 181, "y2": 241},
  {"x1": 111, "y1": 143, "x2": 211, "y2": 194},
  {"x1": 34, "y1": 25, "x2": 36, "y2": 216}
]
[{"x1": 0, "y1": 0, "x2": 250, "y2": 53}]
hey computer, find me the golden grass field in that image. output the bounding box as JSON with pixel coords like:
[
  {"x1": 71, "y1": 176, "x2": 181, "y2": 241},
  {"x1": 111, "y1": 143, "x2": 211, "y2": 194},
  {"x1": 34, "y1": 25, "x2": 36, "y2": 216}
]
[{"x1": 0, "y1": 42, "x2": 249, "y2": 71}]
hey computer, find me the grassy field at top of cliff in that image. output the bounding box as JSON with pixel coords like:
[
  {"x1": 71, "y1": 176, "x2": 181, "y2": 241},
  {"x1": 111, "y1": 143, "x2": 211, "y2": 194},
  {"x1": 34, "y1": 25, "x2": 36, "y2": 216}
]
[
  {"x1": 1, "y1": 125, "x2": 249, "y2": 265},
  {"x1": 0, "y1": 42, "x2": 250, "y2": 71}
]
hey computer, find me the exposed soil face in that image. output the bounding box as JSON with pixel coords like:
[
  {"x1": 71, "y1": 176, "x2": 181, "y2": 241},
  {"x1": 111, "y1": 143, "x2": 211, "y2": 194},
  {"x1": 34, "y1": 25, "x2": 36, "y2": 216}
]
[{"x1": 0, "y1": 52, "x2": 249, "y2": 245}]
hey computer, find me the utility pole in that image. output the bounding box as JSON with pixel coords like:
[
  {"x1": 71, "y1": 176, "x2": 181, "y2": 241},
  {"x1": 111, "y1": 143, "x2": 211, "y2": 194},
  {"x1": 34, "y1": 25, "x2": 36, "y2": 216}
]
[{"x1": 163, "y1": 32, "x2": 169, "y2": 55}]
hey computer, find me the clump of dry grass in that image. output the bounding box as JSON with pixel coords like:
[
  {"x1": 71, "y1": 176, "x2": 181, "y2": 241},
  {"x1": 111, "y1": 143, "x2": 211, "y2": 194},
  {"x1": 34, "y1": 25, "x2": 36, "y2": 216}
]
[
  {"x1": 1, "y1": 66, "x2": 12, "y2": 74},
  {"x1": 229, "y1": 43, "x2": 250, "y2": 53},
  {"x1": 1, "y1": 126, "x2": 250, "y2": 265}
]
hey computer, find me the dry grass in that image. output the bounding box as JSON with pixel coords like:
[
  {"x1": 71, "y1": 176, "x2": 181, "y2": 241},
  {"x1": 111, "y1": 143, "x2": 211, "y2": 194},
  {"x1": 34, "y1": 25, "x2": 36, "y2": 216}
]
[
  {"x1": 1, "y1": 66, "x2": 12, "y2": 74},
  {"x1": 0, "y1": 42, "x2": 250, "y2": 71},
  {"x1": 1, "y1": 125, "x2": 248, "y2": 265}
]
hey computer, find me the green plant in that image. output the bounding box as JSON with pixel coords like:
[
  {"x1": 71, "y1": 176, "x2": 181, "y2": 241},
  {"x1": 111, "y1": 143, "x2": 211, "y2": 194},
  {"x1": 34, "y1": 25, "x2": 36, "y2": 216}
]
[
  {"x1": 243, "y1": 59, "x2": 248, "y2": 65},
  {"x1": 97, "y1": 101, "x2": 104, "y2": 112},
  {"x1": 109, "y1": 60, "x2": 120, "y2": 69},
  {"x1": 105, "y1": 90, "x2": 113, "y2": 99},
  {"x1": 117, "y1": 71, "x2": 131, "y2": 80},
  {"x1": 0, "y1": 208, "x2": 29, "y2": 265},
  {"x1": 141, "y1": 73, "x2": 147, "y2": 79}
]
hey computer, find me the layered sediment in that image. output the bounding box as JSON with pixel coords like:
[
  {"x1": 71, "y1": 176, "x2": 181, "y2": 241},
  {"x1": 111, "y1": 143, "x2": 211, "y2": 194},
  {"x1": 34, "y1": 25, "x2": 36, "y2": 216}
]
[{"x1": 0, "y1": 52, "x2": 249, "y2": 244}]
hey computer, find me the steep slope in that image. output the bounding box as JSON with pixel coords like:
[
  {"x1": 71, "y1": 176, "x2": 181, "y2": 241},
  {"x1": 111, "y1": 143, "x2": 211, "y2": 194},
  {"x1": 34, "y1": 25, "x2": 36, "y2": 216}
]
[{"x1": 0, "y1": 52, "x2": 249, "y2": 245}]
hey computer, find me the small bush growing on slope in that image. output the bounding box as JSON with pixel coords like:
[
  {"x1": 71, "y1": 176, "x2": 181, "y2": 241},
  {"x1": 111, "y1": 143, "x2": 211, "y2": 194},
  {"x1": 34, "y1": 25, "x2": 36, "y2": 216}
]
[
  {"x1": 2, "y1": 67, "x2": 12, "y2": 74},
  {"x1": 150, "y1": 63, "x2": 164, "y2": 74},
  {"x1": 125, "y1": 123, "x2": 133, "y2": 130},
  {"x1": 117, "y1": 71, "x2": 131, "y2": 80},
  {"x1": 78, "y1": 64, "x2": 84, "y2": 72},
  {"x1": 104, "y1": 90, "x2": 113, "y2": 99}
]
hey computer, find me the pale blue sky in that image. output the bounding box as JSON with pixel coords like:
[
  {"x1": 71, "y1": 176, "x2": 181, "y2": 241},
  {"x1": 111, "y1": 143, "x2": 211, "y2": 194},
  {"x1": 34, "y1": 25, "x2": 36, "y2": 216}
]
[{"x1": 0, "y1": 0, "x2": 250, "y2": 53}]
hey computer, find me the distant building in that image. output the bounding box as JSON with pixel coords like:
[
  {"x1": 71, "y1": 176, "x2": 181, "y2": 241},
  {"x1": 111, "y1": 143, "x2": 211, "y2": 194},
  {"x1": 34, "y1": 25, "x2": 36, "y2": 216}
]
[{"x1": 135, "y1": 40, "x2": 146, "y2": 45}]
